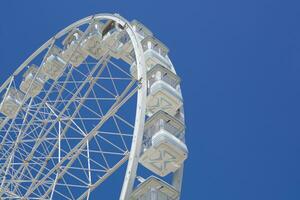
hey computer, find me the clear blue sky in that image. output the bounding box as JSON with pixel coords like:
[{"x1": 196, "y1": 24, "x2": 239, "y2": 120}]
[{"x1": 0, "y1": 0, "x2": 299, "y2": 199}]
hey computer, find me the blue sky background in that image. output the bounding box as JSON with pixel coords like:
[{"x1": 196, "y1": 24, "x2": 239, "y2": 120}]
[{"x1": 0, "y1": 0, "x2": 300, "y2": 199}]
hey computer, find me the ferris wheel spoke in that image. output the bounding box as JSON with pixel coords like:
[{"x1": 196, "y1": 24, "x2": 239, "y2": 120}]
[
  {"x1": 66, "y1": 113, "x2": 95, "y2": 188},
  {"x1": 107, "y1": 59, "x2": 134, "y2": 79},
  {"x1": 0, "y1": 183, "x2": 24, "y2": 199},
  {"x1": 7, "y1": 54, "x2": 110, "y2": 192},
  {"x1": 25, "y1": 57, "x2": 122, "y2": 196},
  {"x1": 77, "y1": 153, "x2": 129, "y2": 200},
  {"x1": 114, "y1": 114, "x2": 135, "y2": 129},
  {"x1": 53, "y1": 177, "x2": 75, "y2": 200},
  {"x1": 8, "y1": 142, "x2": 57, "y2": 195},
  {"x1": 62, "y1": 127, "x2": 90, "y2": 180},
  {"x1": 64, "y1": 169, "x2": 90, "y2": 186},
  {"x1": 7, "y1": 49, "x2": 91, "y2": 153},
  {"x1": 112, "y1": 115, "x2": 128, "y2": 151},
  {"x1": 98, "y1": 130, "x2": 132, "y2": 137},
  {"x1": 0, "y1": 98, "x2": 35, "y2": 191},
  {"x1": 90, "y1": 87, "x2": 105, "y2": 116},
  {"x1": 0, "y1": 76, "x2": 69, "y2": 173},
  {"x1": 9, "y1": 169, "x2": 48, "y2": 198},
  {"x1": 67, "y1": 58, "x2": 118, "y2": 98},
  {"x1": 96, "y1": 134, "x2": 127, "y2": 153},
  {"x1": 0, "y1": 89, "x2": 62, "y2": 192},
  {"x1": 71, "y1": 97, "x2": 93, "y2": 193},
  {"x1": 89, "y1": 132, "x2": 110, "y2": 169},
  {"x1": 25, "y1": 80, "x2": 139, "y2": 198},
  {"x1": 106, "y1": 65, "x2": 120, "y2": 96}
]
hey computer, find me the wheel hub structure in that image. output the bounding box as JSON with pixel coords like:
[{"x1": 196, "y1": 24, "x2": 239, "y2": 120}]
[{"x1": 0, "y1": 13, "x2": 188, "y2": 200}]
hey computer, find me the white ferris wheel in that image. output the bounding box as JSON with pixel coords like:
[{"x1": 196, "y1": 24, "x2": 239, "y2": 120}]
[{"x1": 0, "y1": 13, "x2": 188, "y2": 200}]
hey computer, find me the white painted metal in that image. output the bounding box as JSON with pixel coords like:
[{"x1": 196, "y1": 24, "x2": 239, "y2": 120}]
[
  {"x1": 118, "y1": 15, "x2": 147, "y2": 200},
  {"x1": 0, "y1": 13, "x2": 187, "y2": 200},
  {"x1": 62, "y1": 29, "x2": 88, "y2": 67},
  {"x1": 130, "y1": 176, "x2": 179, "y2": 200},
  {"x1": 147, "y1": 80, "x2": 183, "y2": 116},
  {"x1": 20, "y1": 65, "x2": 48, "y2": 97},
  {"x1": 132, "y1": 62, "x2": 183, "y2": 116},
  {"x1": 141, "y1": 36, "x2": 171, "y2": 70},
  {"x1": 143, "y1": 110, "x2": 185, "y2": 142},
  {"x1": 118, "y1": 20, "x2": 153, "y2": 65},
  {"x1": 153, "y1": 131, "x2": 187, "y2": 174},
  {"x1": 131, "y1": 20, "x2": 153, "y2": 40},
  {"x1": 81, "y1": 22, "x2": 105, "y2": 59},
  {"x1": 140, "y1": 129, "x2": 187, "y2": 177},
  {"x1": 42, "y1": 46, "x2": 67, "y2": 80},
  {"x1": 0, "y1": 88, "x2": 25, "y2": 119},
  {"x1": 101, "y1": 20, "x2": 126, "y2": 59}
]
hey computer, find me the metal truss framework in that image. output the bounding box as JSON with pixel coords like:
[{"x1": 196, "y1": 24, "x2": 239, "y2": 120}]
[{"x1": 0, "y1": 13, "x2": 185, "y2": 200}]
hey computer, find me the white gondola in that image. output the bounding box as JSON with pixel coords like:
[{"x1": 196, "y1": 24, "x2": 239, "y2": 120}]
[
  {"x1": 119, "y1": 20, "x2": 153, "y2": 64},
  {"x1": 146, "y1": 64, "x2": 182, "y2": 116},
  {"x1": 143, "y1": 110, "x2": 185, "y2": 141},
  {"x1": 61, "y1": 29, "x2": 88, "y2": 67},
  {"x1": 130, "y1": 176, "x2": 179, "y2": 200},
  {"x1": 0, "y1": 88, "x2": 25, "y2": 119},
  {"x1": 101, "y1": 20, "x2": 125, "y2": 59},
  {"x1": 20, "y1": 65, "x2": 48, "y2": 97},
  {"x1": 129, "y1": 35, "x2": 171, "y2": 78},
  {"x1": 142, "y1": 36, "x2": 171, "y2": 70},
  {"x1": 131, "y1": 63, "x2": 182, "y2": 115},
  {"x1": 81, "y1": 22, "x2": 106, "y2": 60},
  {"x1": 117, "y1": 33, "x2": 134, "y2": 64},
  {"x1": 140, "y1": 111, "x2": 188, "y2": 177},
  {"x1": 42, "y1": 46, "x2": 67, "y2": 80},
  {"x1": 131, "y1": 20, "x2": 153, "y2": 41}
]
